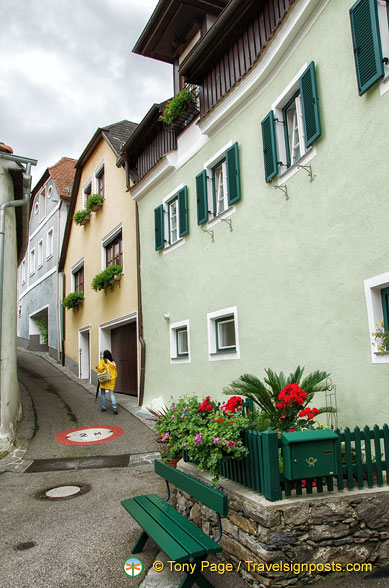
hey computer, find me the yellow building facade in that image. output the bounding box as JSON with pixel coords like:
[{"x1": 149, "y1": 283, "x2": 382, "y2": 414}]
[{"x1": 59, "y1": 121, "x2": 140, "y2": 398}]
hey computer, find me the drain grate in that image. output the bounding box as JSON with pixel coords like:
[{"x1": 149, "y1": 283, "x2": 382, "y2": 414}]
[
  {"x1": 25, "y1": 454, "x2": 131, "y2": 473},
  {"x1": 35, "y1": 483, "x2": 91, "y2": 500}
]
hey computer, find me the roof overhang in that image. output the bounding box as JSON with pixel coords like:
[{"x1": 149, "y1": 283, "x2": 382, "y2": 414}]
[{"x1": 133, "y1": 0, "x2": 227, "y2": 64}]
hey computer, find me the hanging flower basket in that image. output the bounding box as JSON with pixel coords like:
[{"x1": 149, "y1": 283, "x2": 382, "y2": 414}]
[
  {"x1": 86, "y1": 194, "x2": 104, "y2": 213},
  {"x1": 73, "y1": 210, "x2": 91, "y2": 225},
  {"x1": 62, "y1": 291, "x2": 84, "y2": 310},
  {"x1": 91, "y1": 265, "x2": 123, "y2": 291}
]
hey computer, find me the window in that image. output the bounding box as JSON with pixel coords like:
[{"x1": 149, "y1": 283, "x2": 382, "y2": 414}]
[
  {"x1": 196, "y1": 142, "x2": 241, "y2": 225},
  {"x1": 21, "y1": 259, "x2": 26, "y2": 284},
  {"x1": 73, "y1": 265, "x2": 84, "y2": 293},
  {"x1": 37, "y1": 239, "x2": 43, "y2": 267},
  {"x1": 207, "y1": 306, "x2": 240, "y2": 361},
  {"x1": 47, "y1": 186, "x2": 53, "y2": 199},
  {"x1": 39, "y1": 189, "x2": 46, "y2": 221},
  {"x1": 170, "y1": 320, "x2": 191, "y2": 363},
  {"x1": 364, "y1": 272, "x2": 389, "y2": 363},
  {"x1": 105, "y1": 232, "x2": 122, "y2": 267},
  {"x1": 29, "y1": 248, "x2": 35, "y2": 274},
  {"x1": 46, "y1": 228, "x2": 54, "y2": 258},
  {"x1": 34, "y1": 201, "x2": 39, "y2": 215},
  {"x1": 350, "y1": 0, "x2": 389, "y2": 96},
  {"x1": 261, "y1": 62, "x2": 321, "y2": 182},
  {"x1": 83, "y1": 181, "x2": 92, "y2": 208},
  {"x1": 215, "y1": 315, "x2": 236, "y2": 353},
  {"x1": 154, "y1": 186, "x2": 188, "y2": 251},
  {"x1": 95, "y1": 166, "x2": 104, "y2": 197}
]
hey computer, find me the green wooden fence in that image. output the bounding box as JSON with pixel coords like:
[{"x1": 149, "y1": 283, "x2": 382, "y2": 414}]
[{"x1": 220, "y1": 425, "x2": 389, "y2": 502}]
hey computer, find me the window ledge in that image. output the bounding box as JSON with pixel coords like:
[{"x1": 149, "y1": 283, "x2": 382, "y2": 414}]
[
  {"x1": 380, "y1": 70, "x2": 389, "y2": 96},
  {"x1": 163, "y1": 237, "x2": 185, "y2": 255},
  {"x1": 170, "y1": 355, "x2": 191, "y2": 365},
  {"x1": 46, "y1": 254, "x2": 53, "y2": 261},
  {"x1": 209, "y1": 350, "x2": 240, "y2": 362},
  {"x1": 277, "y1": 146, "x2": 316, "y2": 185},
  {"x1": 207, "y1": 205, "x2": 236, "y2": 229}
]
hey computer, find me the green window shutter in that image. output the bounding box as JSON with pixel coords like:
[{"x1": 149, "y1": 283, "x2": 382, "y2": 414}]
[
  {"x1": 261, "y1": 111, "x2": 278, "y2": 182},
  {"x1": 226, "y1": 142, "x2": 241, "y2": 205},
  {"x1": 299, "y1": 61, "x2": 321, "y2": 149},
  {"x1": 350, "y1": 0, "x2": 384, "y2": 95},
  {"x1": 178, "y1": 186, "x2": 189, "y2": 237},
  {"x1": 196, "y1": 170, "x2": 208, "y2": 225},
  {"x1": 154, "y1": 204, "x2": 164, "y2": 251},
  {"x1": 381, "y1": 287, "x2": 389, "y2": 331}
]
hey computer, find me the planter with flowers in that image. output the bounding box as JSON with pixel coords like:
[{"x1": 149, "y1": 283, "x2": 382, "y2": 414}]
[
  {"x1": 159, "y1": 85, "x2": 199, "y2": 133},
  {"x1": 371, "y1": 318, "x2": 389, "y2": 354},
  {"x1": 224, "y1": 365, "x2": 335, "y2": 433},
  {"x1": 150, "y1": 394, "x2": 250, "y2": 485}
]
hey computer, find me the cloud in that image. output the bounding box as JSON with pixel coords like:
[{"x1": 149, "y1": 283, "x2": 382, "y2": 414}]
[{"x1": 0, "y1": 0, "x2": 172, "y2": 183}]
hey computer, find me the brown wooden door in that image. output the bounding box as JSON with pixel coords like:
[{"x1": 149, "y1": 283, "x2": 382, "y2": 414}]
[{"x1": 111, "y1": 322, "x2": 137, "y2": 396}]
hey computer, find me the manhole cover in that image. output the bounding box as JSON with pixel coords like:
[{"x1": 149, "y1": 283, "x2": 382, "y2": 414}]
[
  {"x1": 15, "y1": 541, "x2": 36, "y2": 551},
  {"x1": 35, "y1": 483, "x2": 91, "y2": 500},
  {"x1": 46, "y1": 485, "x2": 81, "y2": 498}
]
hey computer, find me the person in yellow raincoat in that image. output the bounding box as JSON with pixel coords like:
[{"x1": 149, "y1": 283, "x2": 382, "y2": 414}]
[{"x1": 97, "y1": 350, "x2": 118, "y2": 414}]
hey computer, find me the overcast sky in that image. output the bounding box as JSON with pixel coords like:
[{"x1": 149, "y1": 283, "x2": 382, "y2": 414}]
[{"x1": 0, "y1": 0, "x2": 172, "y2": 185}]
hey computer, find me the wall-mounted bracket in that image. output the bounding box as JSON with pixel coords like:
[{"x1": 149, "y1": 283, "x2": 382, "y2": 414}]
[
  {"x1": 274, "y1": 184, "x2": 289, "y2": 201},
  {"x1": 202, "y1": 228, "x2": 215, "y2": 242},
  {"x1": 220, "y1": 217, "x2": 233, "y2": 232},
  {"x1": 297, "y1": 164, "x2": 315, "y2": 182}
]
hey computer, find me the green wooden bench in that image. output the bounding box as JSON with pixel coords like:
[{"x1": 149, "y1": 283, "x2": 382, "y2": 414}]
[{"x1": 121, "y1": 459, "x2": 228, "y2": 588}]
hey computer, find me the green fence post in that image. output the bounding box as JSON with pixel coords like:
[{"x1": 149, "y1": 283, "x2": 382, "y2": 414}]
[{"x1": 262, "y1": 430, "x2": 282, "y2": 501}]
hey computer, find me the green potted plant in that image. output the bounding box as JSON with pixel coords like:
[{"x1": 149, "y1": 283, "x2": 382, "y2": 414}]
[
  {"x1": 91, "y1": 265, "x2": 123, "y2": 291},
  {"x1": 86, "y1": 194, "x2": 104, "y2": 213},
  {"x1": 224, "y1": 366, "x2": 335, "y2": 433},
  {"x1": 371, "y1": 318, "x2": 389, "y2": 354},
  {"x1": 73, "y1": 209, "x2": 90, "y2": 225},
  {"x1": 62, "y1": 291, "x2": 84, "y2": 310},
  {"x1": 159, "y1": 86, "x2": 195, "y2": 125}
]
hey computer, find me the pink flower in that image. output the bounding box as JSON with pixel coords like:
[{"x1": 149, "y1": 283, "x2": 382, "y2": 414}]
[
  {"x1": 280, "y1": 415, "x2": 286, "y2": 419},
  {"x1": 226, "y1": 440, "x2": 237, "y2": 449},
  {"x1": 195, "y1": 433, "x2": 202, "y2": 445},
  {"x1": 213, "y1": 437, "x2": 220, "y2": 444}
]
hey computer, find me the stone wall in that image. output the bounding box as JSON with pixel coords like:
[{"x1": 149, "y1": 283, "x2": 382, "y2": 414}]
[{"x1": 177, "y1": 461, "x2": 389, "y2": 587}]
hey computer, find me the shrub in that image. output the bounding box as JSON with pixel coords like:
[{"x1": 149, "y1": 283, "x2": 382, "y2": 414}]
[
  {"x1": 224, "y1": 366, "x2": 335, "y2": 432},
  {"x1": 62, "y1": 291, "x2": 84, "y2": 309},
  {"x1": 159, "y1": 86, "x2": 195, "y2": 125},
  {"x1": 86, "y1": 194, "x2": 104, "y2": 212},
  {"x1": 91, "y1": 265, "x2": 122, "y2": 291},
  {"x1": 73, "y1": 209, "x2": 90, "y2": 225}
]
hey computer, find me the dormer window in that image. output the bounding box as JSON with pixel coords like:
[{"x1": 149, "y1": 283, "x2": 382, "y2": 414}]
[{"x1": 95, "y1": 165, "x2": 104, "y2": 197}]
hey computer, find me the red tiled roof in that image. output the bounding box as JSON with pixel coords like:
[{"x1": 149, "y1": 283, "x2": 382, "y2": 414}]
[
  {"x1": 48, "y1": 157, "x2": 76, "y2": 199},
  {"x1": 0, "y1": 142, "x2": 13, "y2": 154}
]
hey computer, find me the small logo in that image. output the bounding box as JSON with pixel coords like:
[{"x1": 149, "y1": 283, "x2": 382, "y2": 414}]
[
  {"x1": 123, "y1": 557, "x2": 143, "y2": 577},
  {"x1": 306, "y1": 456, "x2": 318, "y2": 467}
]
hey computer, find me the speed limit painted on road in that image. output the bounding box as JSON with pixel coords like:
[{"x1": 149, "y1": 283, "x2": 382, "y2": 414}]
[{"x1": 55, "y1": 426, "x2": 124, "y2": 445}]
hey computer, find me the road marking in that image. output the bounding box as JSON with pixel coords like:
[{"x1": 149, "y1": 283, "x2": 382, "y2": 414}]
[{"x1": 55, "y1": 426, "x2": 124, "y2": 445}]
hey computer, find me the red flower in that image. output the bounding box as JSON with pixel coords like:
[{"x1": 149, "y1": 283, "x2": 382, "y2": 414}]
[
  {"x1": 288, "y1": 429, "x2": 295, "y2": 432},
  {"x1": 312, "y1": 408, "x2": 319, "y2": 415}
]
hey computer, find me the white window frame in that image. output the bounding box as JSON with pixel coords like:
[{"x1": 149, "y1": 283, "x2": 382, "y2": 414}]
[
  {"x1": 71, "y1": 258, "x2": 85, "y2": 292},
  {"x1": 34, "y1": 200, "x2": 39, "y2": 215},
  {"x1": 271, "y1": 63, "x2": 317, "y2": 185},
  {"x1": 378, "y1": 0, "x2": 389, "y2": 95},
  {"x1": 203, "y1": 141, "x2": 237, "y2": 229},
  {"x1": 47, "y1": 185, "x2": 53, "y2": 199},
  {"x1": 95, "y1": 162, "x2": 105, "y2": 196},
  {"x1": 83, "y1": 180, "x2": 92, "y2": 209},
  {"x1": 207, "y1": 306, "x2": 240, "y2": 361},
  {"x1": 39, "y1": 189, "x2": 46, "y2": 222},
  {"x1": 170, "y1": 319, "x2": 191, "y2": 364},
  {"x1": 37, "y1": 239, "x2": 43, "y2": 268},
  {"x1": 101, "y1": 223, "x2": 124, "y2": 272},
  {"x1": 21, "y1": 258, "x2": 26, "y2": 284},
  {"x1": 29, "y1": 248, "x2": 36, "y2": 275},
  {"x1": 364, "y1": 272, "x2": 389, "y2": 363},
  {"x1": 162, "y1": 184, "x2": 186, "y2": 255},
  {"x1": 46, "y1": 227, "x2": 54, "y2": 259}
]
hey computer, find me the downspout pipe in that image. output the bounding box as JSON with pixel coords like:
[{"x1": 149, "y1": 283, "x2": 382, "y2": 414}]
[
  {"x1": 0, "y1": 153, "x2": 37, "y2": 367},
  {"x1": 135, "y1": 201, "x2": 146, "y2": 407}
]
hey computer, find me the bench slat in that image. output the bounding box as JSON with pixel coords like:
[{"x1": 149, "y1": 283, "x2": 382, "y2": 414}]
[
  {"x1": 121, "y1": 496, "x2": 189, "y2": 563},
  {"x1": 155, "y1": 460, "x2": 228, "y2": 516},
  {"x1": 138, "y1": 495, "x2": 221, "y2": 555},
  {"x1": 134, "y1": 496, "x2": 206, "y2": 558}
]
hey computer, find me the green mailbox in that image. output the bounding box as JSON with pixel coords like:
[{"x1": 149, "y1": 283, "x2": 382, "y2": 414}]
[{"x1": 281, "y1": 430, "x2": 338, "y2": 480}]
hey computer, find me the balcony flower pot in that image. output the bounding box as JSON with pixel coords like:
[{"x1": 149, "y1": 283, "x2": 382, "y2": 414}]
[
  {"x1": 91, "y1": 265, "x2": 123, "y2": 291},
  {"x1": 86, "y1": 194, "x2": 104, "y2": 213},
  {"x1": 62, "y1": 291, "x2": 84, "y2": 310},
  {"x1": 73, "y1": 210, "x2": 91, "y2": 226}
]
